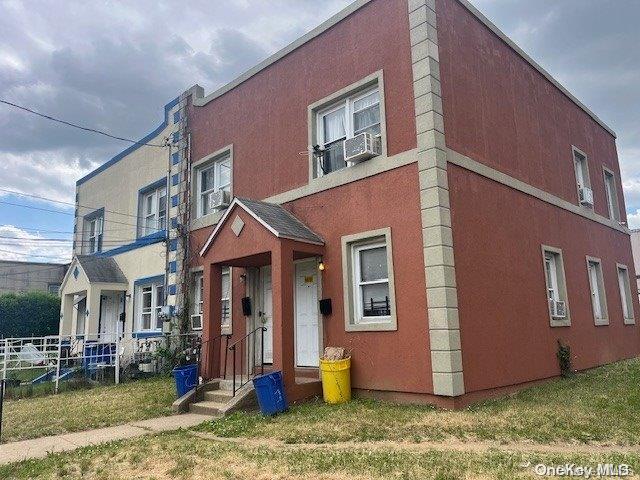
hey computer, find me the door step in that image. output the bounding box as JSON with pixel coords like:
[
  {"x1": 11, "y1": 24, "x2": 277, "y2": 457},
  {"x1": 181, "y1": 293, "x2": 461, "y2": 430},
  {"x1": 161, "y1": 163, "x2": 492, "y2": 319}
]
[{"x1": 184, "y1": 379, "x2": 257, "y2": 416}]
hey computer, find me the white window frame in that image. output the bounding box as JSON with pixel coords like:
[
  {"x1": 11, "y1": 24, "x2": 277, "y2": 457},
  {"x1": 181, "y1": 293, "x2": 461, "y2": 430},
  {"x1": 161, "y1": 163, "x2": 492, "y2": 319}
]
[
  {"x1": 140, "y1": 186, "x2": 167, "y2": 237},
  {"x1": 586, "y1": 256, "x2": 608, "y2": 325},
  {"x1": 196, "y1": 155, "x2": 231, "y2": 218},
  {"x1": 191, "y1": 273, "x2": 204, "y2": 331},
  {"x1": 87, "y1": 216, "x2": 103, "y2": 254},
  {"x1": 616, "y1": 263, "x2": 635, "y2": 324},
  {"x1": 342, "y1": 227, "x2": 397, "y2": 332},
  {"x1": 572, "y1": 146, "x2": 592, "y2": 208},
  {"x1": 541, "y1": 245, "x2": 571, "y2": 327},
  {"x1": 315, "y1": 86, "x2": 381, "y2": 177},
  {"x1": 137, "y1": 282, "x2": 164, "y2": 332},
  {"x1": 603, "y1": 167, "x2": 621, "y2": 222},
  {"x1": 308, "y1": 71, "x2": 386, "y2": 181}
]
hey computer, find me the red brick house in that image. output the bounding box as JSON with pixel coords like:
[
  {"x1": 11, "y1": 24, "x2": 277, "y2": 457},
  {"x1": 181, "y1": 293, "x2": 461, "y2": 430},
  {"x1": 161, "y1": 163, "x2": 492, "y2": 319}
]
[{"x1": 185, "y1": 0, "x2": 639, "y2": 408}]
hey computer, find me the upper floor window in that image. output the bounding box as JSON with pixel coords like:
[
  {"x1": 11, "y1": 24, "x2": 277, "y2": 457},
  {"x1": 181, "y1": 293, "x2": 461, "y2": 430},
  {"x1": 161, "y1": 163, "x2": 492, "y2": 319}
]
[
  {"x1": 140, "y1": 186, "x2": 167, "y2": 237},
  {"x1": 197, "y1": 155, "x2": 231, "y2": 217},
  {"x1": 542, "y1": 246, "x2": 570, "y2": 326},
  {"x1": 316, "y1": 87, "x2": 380, "y2": 176},
  {"x1": 87, "y1": 215, "x2": 103, "y2": 254},
  {"x1": 572, "y1": 148, "x2": 592, "y2": 207},
  {"x1": 603, "y1": 167, "x2": 620, "y2": 222}
]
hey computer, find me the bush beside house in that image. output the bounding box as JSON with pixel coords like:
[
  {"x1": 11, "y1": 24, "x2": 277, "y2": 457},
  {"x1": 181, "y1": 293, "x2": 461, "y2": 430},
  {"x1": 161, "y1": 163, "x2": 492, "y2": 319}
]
[{"x1": 0, "y1": 292, "x2": 60, "y2": 338}]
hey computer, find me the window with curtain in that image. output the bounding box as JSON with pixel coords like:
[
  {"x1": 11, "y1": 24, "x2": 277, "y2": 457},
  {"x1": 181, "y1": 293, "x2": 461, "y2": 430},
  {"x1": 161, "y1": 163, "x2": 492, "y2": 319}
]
[
  {"x1": 352, "y1": 241, "x2": 391, "y2": 322},
  {"x1": 317, "y1": 86, "x2": 380, "y2": 176}
]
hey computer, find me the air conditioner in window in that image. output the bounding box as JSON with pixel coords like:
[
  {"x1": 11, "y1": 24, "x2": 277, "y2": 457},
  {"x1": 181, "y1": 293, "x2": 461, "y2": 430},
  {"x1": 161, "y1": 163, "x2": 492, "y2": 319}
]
[
  {"x1": 549, "y1": 299, "x2": 567, "y2": 319},
  {"x1": 579, "y1": 187, "x2": 594, "y2": 206},
  {"x1": 208, "y1": 190, "x2": 230, "y2": 210},
  {"x1": 343, "y1": 132, "x2": 381, "y2": 164}
]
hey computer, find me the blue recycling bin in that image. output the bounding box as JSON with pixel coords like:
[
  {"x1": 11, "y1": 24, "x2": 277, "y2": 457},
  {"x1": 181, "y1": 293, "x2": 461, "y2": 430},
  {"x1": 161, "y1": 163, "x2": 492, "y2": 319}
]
[
  {"x1": 173, "y1": 364, "x2": 198, "y2": 398},
  {"x1": 252, "y1": 371, "x2": 289, "y2": 415}
]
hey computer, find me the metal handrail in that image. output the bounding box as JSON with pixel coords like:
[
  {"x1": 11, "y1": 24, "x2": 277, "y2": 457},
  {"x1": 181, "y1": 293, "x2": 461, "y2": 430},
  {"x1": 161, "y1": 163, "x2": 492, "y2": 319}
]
[
  {"x1": 196, "y1": 333, "x2": 231, "y2": 395},
  {"x1": 228, "y1": 326, "x2": 267, "y2": 396}
]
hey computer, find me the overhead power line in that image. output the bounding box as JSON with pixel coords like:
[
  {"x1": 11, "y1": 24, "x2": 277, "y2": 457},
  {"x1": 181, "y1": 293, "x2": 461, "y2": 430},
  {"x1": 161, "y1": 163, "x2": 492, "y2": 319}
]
[
  {"x1": 0, "y1": 188, "x2": 165, "y2": 226},
  {"x1": 0, "y1": 99, "x2": 169, "y2": 148},
  {"x1": 0, "y1": 200, "x2": 164, "y2": 230}
]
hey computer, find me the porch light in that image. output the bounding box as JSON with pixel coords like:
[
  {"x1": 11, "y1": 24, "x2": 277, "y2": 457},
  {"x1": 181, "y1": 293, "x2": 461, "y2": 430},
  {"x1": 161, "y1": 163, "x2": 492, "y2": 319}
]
[{"x1": 318, "y1": 258, "x2": 325, "y2": 271}]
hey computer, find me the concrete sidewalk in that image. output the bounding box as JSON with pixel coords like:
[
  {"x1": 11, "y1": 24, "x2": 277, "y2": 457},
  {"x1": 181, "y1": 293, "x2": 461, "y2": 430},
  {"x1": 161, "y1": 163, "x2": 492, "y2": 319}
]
[{"x1": 0, "y1": 413, "x2": 212, "y2": 465}]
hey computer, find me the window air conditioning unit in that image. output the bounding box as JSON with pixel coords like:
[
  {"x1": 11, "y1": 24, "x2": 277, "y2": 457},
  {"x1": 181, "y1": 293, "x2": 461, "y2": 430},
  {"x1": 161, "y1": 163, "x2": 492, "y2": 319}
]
[
  {"x1": 343, "y1": 132, "x2": 381, "y2": 164},
  {"x1": 208, "y1": 190, "x2": 231, "y2": 210},
  {"x1": 549, "y1": 299, "x2": 567, "y2": 319},
  {"x1": 579, "y1": 187, "x2": 594, "y2": 206}
]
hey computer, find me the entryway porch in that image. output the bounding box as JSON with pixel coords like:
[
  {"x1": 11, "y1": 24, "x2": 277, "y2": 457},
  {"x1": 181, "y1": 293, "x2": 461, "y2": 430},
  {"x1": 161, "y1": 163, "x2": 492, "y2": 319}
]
[{"x1": 198, "y1": 198, "x2": 326, "y2": 402}]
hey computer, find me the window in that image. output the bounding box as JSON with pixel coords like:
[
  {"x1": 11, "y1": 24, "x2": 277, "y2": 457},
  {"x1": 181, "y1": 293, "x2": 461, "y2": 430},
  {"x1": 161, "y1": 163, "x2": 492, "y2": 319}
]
[
  {"x1": 604, "y1": 168, "x2": 620, "y2": 221},
  {"x1": 586, "y1": 257, "x2": 608, "y2": 325},
  {"x1": 342, "y1": 228, "x2": 397, "y2": 331},
  {"x1": 617, "y1": 264, "x2": 635, "y2": 324},
  {"x1": 541, "y1": 246, "x2": 570, "y2": 326},
  {"x1": 48, "y1": 284, "x2": 61, "y2": 295},
  {"x1": 87, "y1": 216, "x2": 103, "y2": 254},
  {"x1": 191, "y1": 273, "x2": 204, "y2": 330},
  {"x1": 140, "y1": 185, "x2": 167, "y2": 237},
  {"x1": 138, "y1": 281, "x2": 164, "y2": 331},
  {"x1": 221, "y1": 267, "x2": 231, "y2": 332},
  {"x1": 573, "y1": 148, "x2": 592, "y2": 207},
  {"x1": 197, "y1": 155, "x2": 231, "y2": 217},
  {"x1": 316, "y1": 87, "x2": 380, "y2": 176},
  {"x1": 75, "y1": 296, "x2": 86, "y2": 335}
]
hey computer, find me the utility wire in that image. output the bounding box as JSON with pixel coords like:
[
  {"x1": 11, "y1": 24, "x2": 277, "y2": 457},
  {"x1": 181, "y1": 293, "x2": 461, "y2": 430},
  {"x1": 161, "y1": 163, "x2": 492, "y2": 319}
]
[
  {"x1": 0, "y1": 99, "x2": 169, "y2": 148},
  {"x1": 0, "y1": 200, "x2": 164, "y2": 230},
  {"x1": 0, "y1": 188, "x2": 165, "y2": 225}
]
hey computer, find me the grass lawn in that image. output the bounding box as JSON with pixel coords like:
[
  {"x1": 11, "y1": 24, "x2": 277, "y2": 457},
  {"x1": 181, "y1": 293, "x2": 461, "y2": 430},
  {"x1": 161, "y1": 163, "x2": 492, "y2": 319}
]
[
  {"x1": 2, "y1": 376, "x2": 176, "y2": 443},
  {"x1": 3, "y1": 430, "x2": 640, "y2": 480},
  {"x1": 197, "y1": 358, "x2": 640, "y2": 446}
]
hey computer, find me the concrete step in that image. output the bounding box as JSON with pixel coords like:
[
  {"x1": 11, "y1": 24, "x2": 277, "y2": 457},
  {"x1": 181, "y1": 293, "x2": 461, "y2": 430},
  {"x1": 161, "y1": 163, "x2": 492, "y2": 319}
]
[
  {"x1": 203, "y1": 389, "x2": 234, "y2": 403},
  {"x1": 189, "y1": 400, "x2": 226, "y2": 416}
]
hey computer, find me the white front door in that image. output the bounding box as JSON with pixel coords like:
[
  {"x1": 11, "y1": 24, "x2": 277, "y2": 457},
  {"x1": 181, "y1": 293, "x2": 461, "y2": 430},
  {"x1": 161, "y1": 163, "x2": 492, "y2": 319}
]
[
  {"x1": 259, "y1": 266, "x2": 273, "y2": 363},
  {"x1": 99, "y1": 293, "x2": 117, "y2": 340},
  {"x1": 295, "y1": 260, "x2": 320, "y2": 367}
]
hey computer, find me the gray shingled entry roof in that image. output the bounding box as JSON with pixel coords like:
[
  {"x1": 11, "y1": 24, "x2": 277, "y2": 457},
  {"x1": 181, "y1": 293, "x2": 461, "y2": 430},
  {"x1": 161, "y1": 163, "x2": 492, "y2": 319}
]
[
  {"x1": 237, "y1": 198, "x2": 324, "y2": 245},
  {"x1": 76, "y1": 255, "x2": 127, "y2": 284}
]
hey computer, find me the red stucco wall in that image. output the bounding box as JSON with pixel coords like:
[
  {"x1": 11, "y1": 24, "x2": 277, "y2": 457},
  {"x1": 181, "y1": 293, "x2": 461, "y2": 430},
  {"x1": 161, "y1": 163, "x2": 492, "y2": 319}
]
[
  {"x1": 189, "y1": 0, "x2": 416, "y2": 200},
  {"x1": 190, "y1": 0, "x2": 432, "y2": 395},
  {"x1": 438, "y1": 0, "x2": 626, "y2": 223},
  {"x1": 438, "y1": 0, "x2": 640, "y2": 393}
]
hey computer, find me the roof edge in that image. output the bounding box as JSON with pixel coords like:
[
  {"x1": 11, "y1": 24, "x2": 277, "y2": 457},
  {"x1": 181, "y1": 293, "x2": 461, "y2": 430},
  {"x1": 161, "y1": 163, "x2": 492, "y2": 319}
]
[
  {"x1": 456, "y1": 0, "x2": 616, "y2": 138},
  {"x1": 192, "y1": 0, "x2": 373, "y2": 107}
]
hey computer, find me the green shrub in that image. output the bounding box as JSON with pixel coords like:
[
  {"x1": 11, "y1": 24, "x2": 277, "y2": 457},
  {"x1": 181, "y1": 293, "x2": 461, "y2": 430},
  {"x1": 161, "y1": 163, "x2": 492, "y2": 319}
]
[{"x1": 0, "y1": 291, "x2": 61, "y2": 338}]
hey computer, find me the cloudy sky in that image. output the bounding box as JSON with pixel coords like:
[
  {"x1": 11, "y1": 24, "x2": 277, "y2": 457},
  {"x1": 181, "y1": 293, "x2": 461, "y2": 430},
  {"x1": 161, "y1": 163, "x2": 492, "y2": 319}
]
[{"x1": 0, "y1": 0, "x2": 639, "y2": 263}]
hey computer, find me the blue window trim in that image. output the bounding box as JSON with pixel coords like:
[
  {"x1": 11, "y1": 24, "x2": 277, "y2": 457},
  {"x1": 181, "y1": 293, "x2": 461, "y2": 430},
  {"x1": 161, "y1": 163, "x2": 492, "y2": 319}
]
[
  {"x1": 97, "y1": 230, "x2": 165, "y2": 257},
  {"x1": 171, "y1": 194, "x2": 179, "y2": 208},
  {"x1": 77, "y1": 97, "x2": 179, "y2": 186},
  {"x1": 172, "y1": 152, "x2": 180, "y2": 165},
  {"x1": 169, "y1": 261, "x2": 177, "y2": 273},
  {"x1": 83, "y1": 206, "x2": 104, "y2": 222},
  {"x1": 137, "y1": 177, "x2": 168, "y2": 239},
  {"x1": 171, "y1": 173, "x2": 180, "y2": 186},
  {"x1": 134, "y1": 274, "x2": 165, "y2": 287},
  {"x1": 133, "y1": 331, "x2": 164, "y2": 339}
]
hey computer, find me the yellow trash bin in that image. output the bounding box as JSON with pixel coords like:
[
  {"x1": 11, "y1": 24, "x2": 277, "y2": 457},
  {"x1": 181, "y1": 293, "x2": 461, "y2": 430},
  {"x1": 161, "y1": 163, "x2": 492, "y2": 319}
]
[{"x1": 319, "y1": 356, "x2": 351, "y2": 404}]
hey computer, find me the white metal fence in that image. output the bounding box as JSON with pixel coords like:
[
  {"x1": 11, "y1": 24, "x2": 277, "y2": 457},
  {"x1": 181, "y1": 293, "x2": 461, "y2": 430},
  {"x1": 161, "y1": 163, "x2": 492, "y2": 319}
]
[{"x1": 0, "y1": 333, "x2": 201, "y2": 391}]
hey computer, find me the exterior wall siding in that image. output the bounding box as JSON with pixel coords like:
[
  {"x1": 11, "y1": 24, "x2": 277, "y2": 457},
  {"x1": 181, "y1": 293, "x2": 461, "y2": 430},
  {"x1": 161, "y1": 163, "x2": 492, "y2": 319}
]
[{"x1": 437, "y1": 0, "x2": 640, "y2": 394}]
